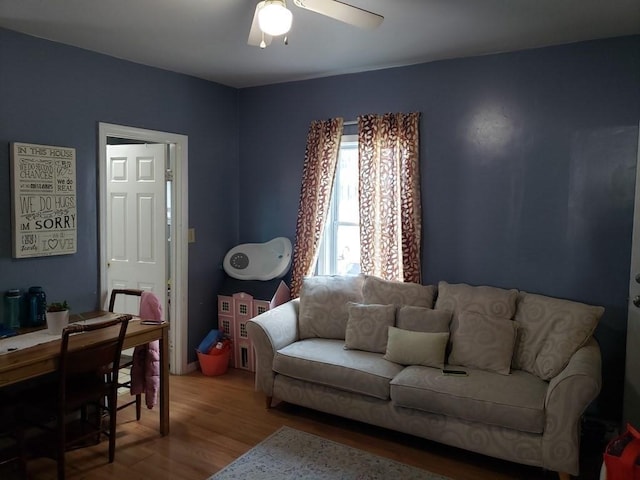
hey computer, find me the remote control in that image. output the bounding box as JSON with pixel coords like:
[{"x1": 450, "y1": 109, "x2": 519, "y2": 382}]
[{"x1": 442, "y1": 369, "x2": 468, "y2": 376}]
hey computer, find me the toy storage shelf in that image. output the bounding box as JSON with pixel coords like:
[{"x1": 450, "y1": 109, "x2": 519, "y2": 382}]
[{"x1": 217, "y1": 277, "x2": 290, "y2": 372}]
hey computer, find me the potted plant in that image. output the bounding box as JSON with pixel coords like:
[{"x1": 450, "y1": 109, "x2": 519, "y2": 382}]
[{"x1": 46, "y1": 301, "x2": 70, "y2": 335}]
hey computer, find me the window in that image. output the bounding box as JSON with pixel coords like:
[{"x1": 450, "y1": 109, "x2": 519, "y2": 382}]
[
  {"x1": 221, "y1": 318, "x2": 231, "y2": 335},
  {"x1": 316, "y1": 135, "x2": 360, "y2": 275}
]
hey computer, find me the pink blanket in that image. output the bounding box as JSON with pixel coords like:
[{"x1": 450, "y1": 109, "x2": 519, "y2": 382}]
[{"x1": 130, "y1": 291, "x2": 162, "y2": 409}]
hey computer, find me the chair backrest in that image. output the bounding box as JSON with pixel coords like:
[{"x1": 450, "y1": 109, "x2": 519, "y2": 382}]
[
  {"x1": 58, "y1": 315, "x2": 131, "y2": 401},
  {"x1": 108, "y1": 289, "x2": 143, "y2": 314}
]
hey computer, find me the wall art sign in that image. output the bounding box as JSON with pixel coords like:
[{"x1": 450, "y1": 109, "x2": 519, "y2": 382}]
[{"x1": 10, "y1": 142, "x2": 77, "y2": 258}]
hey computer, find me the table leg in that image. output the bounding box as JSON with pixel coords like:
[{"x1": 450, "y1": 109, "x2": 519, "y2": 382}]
[{"x1": 159, "y1": 327, "x2": 170, "y2": 435}]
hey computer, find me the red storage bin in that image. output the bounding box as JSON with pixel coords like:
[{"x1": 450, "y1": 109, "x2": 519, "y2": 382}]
[
  {"x1": 197, "y1": 341, "x2": 231, "y2": 376},
  {"x1": 604, "y1": 424, "x2": 640, "y2": 480}
]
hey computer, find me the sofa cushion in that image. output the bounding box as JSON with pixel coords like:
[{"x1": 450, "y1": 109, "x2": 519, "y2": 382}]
[
  {"x1": 344, "y1": 303, "x2": 396, "y2": 353},
  {"x1": 513, "y1": 292, "x2": 604, "y2": 380},
  {"x1": 448, "y1": 311, "x2": 517, "y2": 375},
  {"x1": 396, "y1": 306, "x2": 451, "y2": 333},
  {"x1": 435, "y1": 282, "x2": 518, "y2": 347},
  {"x1": 390, "y1": 365, "x2": 547, "y2": 433},
  {"x1": 274, "y1": 339, "x2": 403, "y2": 400},
  {"x1": 435, "y1": 281, "x2": 518, "y2": 320},
  {"x1": 299, "y1": 275, "x2": 365, "y2": 340},
  {"x1": 363, "y1": 275, "x2": 436, "y2": 308},
  {"x1": 384, "y1": 327, "x2": 449, "y2": 368}
]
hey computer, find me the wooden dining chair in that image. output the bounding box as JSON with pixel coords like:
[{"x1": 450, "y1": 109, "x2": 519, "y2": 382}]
[
  {"x1": 24, "y1": 315, "x2": 131, "y2": 480},
  {"x1": 108, "y1": 288, "x2": 143, "y2": 420}
]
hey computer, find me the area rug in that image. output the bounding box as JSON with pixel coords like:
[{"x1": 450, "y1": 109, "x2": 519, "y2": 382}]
[{"x1": 208, "y1": 426, "x2": 450, "y2": 480}]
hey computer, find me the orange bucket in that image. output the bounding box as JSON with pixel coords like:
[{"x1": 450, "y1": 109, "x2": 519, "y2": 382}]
[{"x1": 197, "y1": 344, "x2": 230, "y2": 376}]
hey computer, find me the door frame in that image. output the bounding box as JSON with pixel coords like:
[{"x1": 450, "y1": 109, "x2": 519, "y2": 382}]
[
  {"x1": 624, "y1": 122, "x2": 640, "y2": 427},
  {"x1": 98, "y1": 122, "x2": 189, "y2": 375}
]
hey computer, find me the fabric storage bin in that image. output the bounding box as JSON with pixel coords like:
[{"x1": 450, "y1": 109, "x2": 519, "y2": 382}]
[
  {"x1": 197, "y1": 342, "x2": 231, "y2": 376},
  {"x1": 604, "y1": 424, "x2": 640, "y2": 480}
]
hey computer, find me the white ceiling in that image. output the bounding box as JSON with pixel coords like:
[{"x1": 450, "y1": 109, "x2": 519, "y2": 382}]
[{"x1": 1, "y1": 0, "x2": 638, "y2": 88}]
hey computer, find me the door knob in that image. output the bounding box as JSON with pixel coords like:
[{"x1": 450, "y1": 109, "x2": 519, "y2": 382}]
[{"x1": 634, "y1": 296, "x2": 640, "y2": 308}]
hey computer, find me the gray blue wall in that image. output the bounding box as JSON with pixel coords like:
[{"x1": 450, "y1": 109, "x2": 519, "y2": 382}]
[
  {"x1": 0, "y1": 28, "x2": 239, "y2": 355},
  {"x1": 1, "y1": 26, "x2": 639, "y2": 421},
  {"x1": 238, "y1": 36, "x2": 640, "y2": 420}
]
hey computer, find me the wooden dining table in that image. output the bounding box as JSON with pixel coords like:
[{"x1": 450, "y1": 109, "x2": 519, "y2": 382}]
[{"x1": 0, "y1": 311, "x2": 170, "y2": 436}]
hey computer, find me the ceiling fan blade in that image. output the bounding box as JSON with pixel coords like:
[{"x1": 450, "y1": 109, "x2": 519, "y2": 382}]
[
  {"x1": 293, "y1": 0, "x2": 383, "y2": 29},
  {"x1": 248, "y1": 2, "x2": 273, "y2": 47}
]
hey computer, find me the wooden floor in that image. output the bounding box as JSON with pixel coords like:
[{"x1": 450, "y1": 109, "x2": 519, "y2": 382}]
[{"x1": 15, "y1": 368, "x2": 604, "y2": 480}]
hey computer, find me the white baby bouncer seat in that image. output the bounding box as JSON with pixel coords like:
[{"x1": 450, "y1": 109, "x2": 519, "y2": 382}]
[{"x1": 223, "y1": 237, "x2": 293, "y2": 281}]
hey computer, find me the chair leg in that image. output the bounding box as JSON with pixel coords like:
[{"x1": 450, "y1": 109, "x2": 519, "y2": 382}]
[
  {"x1": 58, "y1": 408, "x2": 66, "y2": 480},
  {"x1": 17, "y1": 424, "x2": 27, "y2": 479},
  {"x1": 108, "y1": 394, "x2": 117, "y2": 463},
  {"x1": 135, "y1": 394, "x2": 142, "y2": 421}
]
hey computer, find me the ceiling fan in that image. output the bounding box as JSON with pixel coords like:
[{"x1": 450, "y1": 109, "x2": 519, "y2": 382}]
[{"x1": 248, "y1": 0, "x2": 384, "y2": 48}]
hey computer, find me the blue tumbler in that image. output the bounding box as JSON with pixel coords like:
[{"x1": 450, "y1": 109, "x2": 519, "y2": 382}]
[
  {"x1": 4, "y1": 289, "x2": 22, "y2": 330},
  {"x1": 28, "y1": 286, "x2": 47, "y2": 327}
]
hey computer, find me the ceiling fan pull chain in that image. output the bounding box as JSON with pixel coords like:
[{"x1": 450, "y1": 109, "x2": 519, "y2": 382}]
[{"x1": 260, "y1": 31, "x2": 267, "y2": 49}]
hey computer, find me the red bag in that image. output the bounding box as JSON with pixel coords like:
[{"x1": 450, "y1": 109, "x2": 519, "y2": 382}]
[{"x1": 604, "y1": 424, "x2": 640, "y2": 480}]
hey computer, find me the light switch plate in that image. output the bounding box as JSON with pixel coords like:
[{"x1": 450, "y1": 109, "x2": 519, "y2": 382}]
[{"x1": 188, "y1": 228, "x2": 196, "y2": 243}]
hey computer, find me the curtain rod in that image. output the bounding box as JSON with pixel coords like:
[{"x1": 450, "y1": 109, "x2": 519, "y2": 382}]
[{"x1": 343, "y1": 120, "x2": 357, "y2": 126}]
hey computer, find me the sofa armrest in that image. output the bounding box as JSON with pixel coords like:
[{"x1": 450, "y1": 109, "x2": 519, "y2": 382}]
[
  {"x1": 247, "y1": 298, "x2": 300, "y2": 397},
  {"x1": 542, "y1": 338, "x2": 602, "y2": 476}
]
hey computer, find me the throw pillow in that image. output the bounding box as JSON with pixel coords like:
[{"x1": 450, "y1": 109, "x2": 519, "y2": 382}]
[
  {"x1": 396, "y1": 305, "x2": 452, "y2": 333},
  {"x1": 448, "y1": 311, "x2": 517, "y2": 375},
  {"x1": 512, "y1": 292, "x2": 604, "y2": 380},
  {"x1": 298, "y1": 275, "x2": 365, "y2": 340},
  {"x1": 363, "y1": 275, "x2": 436, "y2": 308},
  {"x1": 344, "y1": 303, "x2": 396, "y2": 353},
  {"x1": 384, "y1": 326, "x2": 449, "y2": 368}
]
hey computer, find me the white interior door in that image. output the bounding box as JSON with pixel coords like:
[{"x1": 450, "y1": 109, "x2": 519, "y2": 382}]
[
  {"x1": 624, "y1": 126, "x2": 640, "y2": 428},
  {"x1": 106, "y1": 143, "x2": 167, "y2": 314},
  {"x1": 100, "y1": 122, "x2": 189, "y2": 376}
]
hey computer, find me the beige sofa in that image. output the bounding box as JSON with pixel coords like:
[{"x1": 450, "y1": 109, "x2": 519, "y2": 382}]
[{"x1": 247, "y1": 275, "x2": 603, "y2": 479}]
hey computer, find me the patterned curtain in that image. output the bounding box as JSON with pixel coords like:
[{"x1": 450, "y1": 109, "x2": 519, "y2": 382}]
[
  {"x1": 290, "y1": 118, "x2": 344, "y2": 298},
  {"x1": 358, "y1": 112, "x2": 422, "y2": 283}
]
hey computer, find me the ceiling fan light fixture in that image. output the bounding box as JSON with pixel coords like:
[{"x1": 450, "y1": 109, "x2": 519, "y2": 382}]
[{"x1": 258, "y1": 0, "x2": 293, "y2": 37}]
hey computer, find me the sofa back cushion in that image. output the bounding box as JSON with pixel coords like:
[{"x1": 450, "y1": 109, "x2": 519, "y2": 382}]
[
  {"x1": 396, "y1": 306, "x2": 452, "y2": 333},
  {"x1": 344, "y1": 303, "x2": 396, "y2": 353},
  {"x1": 299, "y1": 275, "x2": 365, "y2": 339},
  {"x1": 363, "y1": 275, "x2": 436, "y2": 308},
  {"x1": 513, "y1": 292, "x2": 604, "y2": 380},
  {"x1": 435, "y1": 281, "x2": 518, "y2": 337}
]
